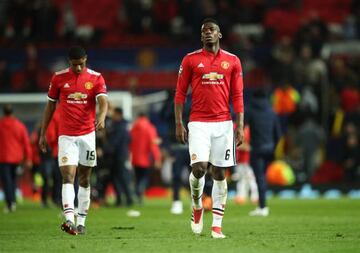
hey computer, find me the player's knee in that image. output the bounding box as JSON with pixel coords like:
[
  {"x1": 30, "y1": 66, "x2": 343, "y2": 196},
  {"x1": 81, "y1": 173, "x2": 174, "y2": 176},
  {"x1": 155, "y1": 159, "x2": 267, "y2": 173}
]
[
  {"x1": 192, "y1": 164, "x2": 207, "y2": 178},
  {"x1": 212, "y1": 168, "x2": 226, "y2": 180},
  {"x1": 62, "y1": 174, "x2": 75, "y2": 184}
]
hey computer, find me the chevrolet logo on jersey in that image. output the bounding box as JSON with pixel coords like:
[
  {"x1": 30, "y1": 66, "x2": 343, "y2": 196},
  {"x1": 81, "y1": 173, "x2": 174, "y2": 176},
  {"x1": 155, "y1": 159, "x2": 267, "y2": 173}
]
[
  {"x1": 202, "y1": 72, "x2": 224, "y2": 81},
  {"x1": 68, "y1": 92, "x2": 88, "y2": 100}
]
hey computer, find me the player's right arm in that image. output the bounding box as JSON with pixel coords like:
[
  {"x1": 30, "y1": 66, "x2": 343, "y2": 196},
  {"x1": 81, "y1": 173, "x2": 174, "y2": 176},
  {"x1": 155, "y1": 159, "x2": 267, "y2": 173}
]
[
  {"x1": 174, "y1": 56, "x2": 192, "y2": 144},
  {"x1": 39, "y1": 101, "x2": 56, "y2": 153},
  {"x1": 39, "y1": 77, "x2": 59, "y2": 153}
]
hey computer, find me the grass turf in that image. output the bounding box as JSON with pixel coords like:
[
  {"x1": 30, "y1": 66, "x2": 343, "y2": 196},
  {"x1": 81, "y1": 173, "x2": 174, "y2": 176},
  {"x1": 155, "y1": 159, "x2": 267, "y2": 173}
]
[{"x1": 0, "y1": 198, "x2": 359, "y2": 253}]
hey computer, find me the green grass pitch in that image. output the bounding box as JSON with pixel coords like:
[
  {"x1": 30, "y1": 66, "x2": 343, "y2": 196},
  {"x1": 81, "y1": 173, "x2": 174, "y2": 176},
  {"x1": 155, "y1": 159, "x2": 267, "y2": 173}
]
[{"x1": 0, "y1": 198, "x2": 359, "y2": 253}]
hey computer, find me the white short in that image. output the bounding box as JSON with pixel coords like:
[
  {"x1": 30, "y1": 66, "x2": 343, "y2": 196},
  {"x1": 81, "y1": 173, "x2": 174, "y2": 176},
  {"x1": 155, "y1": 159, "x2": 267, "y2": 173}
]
[
  {"x1": 188, "y1": 120, "x2": 236, "y2": 167},
  {"x1": 58, "y1": 131, "x2": 96, "y2": 167}
]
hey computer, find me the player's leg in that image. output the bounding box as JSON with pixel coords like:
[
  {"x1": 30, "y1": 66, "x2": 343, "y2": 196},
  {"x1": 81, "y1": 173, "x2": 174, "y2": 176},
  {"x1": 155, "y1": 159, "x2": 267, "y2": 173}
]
[
  {"x1": 58, "y1": 135, "x2": 79, "y2": 235},
  {"x1": 246, "y1": 164, "x2": 259, "y2": 203},
  {"x1": 188, "y1": 122, "x2": 211, "y2": 234},
  {"x1": 59, "y1": 165, "x2": 77, "y2": 234},
  {"x1": 0, "y1": 163, "x2": 16, "y2": 212},
  {"x1": 76, "y1": 131, "x2": 97, "y2": 234},
  {"x1": 76, "y1": 165, "x2": 92, "y2": 234},
  {"x1": 209, "y1": 120, "x2": 235, "y2": 238},
  {"x1": 249, "y1": 154, "x2": 269, "y2": 216},
  {"x1": 210, "y1": 165, "x2": 228, "y2": 239},
  {"x1": 234, "y1": 164, "x2": 247, "y2": 204}
]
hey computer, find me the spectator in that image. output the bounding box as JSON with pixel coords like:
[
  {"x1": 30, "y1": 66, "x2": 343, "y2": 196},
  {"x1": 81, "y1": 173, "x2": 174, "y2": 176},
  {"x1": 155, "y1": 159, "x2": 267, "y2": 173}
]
[
  {"x1": 130, "y1": 112, "x2": 161, "y2": 204},
  {"x1": 247, "y1": 89, "x2": 281, "y2": 217},
  {"x1": 0, "y1": 104, "x2": 32, "y2": 213},
  {"x1": 107, "y1": 107, "x2": 133, "y2": 207}
]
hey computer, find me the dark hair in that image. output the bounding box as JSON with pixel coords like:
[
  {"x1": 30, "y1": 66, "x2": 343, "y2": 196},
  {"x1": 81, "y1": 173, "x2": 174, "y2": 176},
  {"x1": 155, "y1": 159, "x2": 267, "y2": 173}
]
[
  {"x1": 114, "y1": 107, "x2": 123, "y2": 115},
  {"x1": 3, "y1": 104, "x2": 13, "y2": 116},
  {"x1": 68, "y1": 46, "x2": 87, "y2": 60},
  {"x1": 202, "y1": 18, "x2": 219, "y2": 26}
]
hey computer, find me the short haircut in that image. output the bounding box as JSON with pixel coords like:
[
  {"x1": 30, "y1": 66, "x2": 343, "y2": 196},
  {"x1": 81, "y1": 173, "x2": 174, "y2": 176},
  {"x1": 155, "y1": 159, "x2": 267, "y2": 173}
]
[
  {"x1": 3, "y1": 104, "x2": 13, "y2": 116},
  {"x1": 202, "y1": 18, "x2": 219, "y2": 27},
  {"x1": 114, "y1": 107, "x2": 123, "y2": 115},
  {"x1": 68, "y1": 46, "x2": 87, "y2": 60}
]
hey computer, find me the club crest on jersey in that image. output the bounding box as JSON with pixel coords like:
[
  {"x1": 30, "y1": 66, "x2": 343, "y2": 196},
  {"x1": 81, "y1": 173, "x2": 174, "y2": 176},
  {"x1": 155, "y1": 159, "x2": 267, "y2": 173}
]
[
  {"x1": 202, "y1": 72, "x2": 224, "y2": 81},
  {"x1": 191, "y1": 154, "x2": 197, "y2": 160},
  {"x1": 221, "y1": 61, "x2": 230, "y2": 69},
  {"x1": 84, "y1": 81, "x2": 94, "y2": 90}
]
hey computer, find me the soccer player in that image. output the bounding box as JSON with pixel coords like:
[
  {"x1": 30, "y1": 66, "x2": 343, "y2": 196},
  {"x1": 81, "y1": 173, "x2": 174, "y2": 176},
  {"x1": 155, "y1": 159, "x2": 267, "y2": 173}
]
[
  {"x1": 174, "y1": 18, "x2": 244, "y2": 239},
  {"x1": 39, "y1": 46, "x2": 108, "y2": 235}
]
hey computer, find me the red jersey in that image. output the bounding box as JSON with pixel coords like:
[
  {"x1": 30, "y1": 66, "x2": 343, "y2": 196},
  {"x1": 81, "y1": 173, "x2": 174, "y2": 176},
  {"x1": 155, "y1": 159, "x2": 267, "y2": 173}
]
[
  {"x1": 0, "y1": 116, "x2": 32, "y2": 164},
  {"x1": 175, "y1": 48, "x2": 244, "y2": 122},
  {"x1": 130, "y1": 116, "x2": 161, "y2": 168},
  {"x1": 236, "y1": 125, "x2": 250, "y2": 164},
  {"x1": 47, "y1": 67, "x2": 107, "y2": 136}
]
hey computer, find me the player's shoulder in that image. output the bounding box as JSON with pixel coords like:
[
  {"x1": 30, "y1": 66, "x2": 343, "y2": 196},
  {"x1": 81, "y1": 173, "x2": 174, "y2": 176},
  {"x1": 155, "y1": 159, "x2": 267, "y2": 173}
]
[
  {"x1": 221, "y1": 49, "x2": 238, "y2": 59},
  {"x1": 54, "y1": 68, "x2": 70, "y2": 77},
  {"x1": 86, "y1": 68, "x2": 102, "y2": 76},
  {"x1": 184, "y1": 49, "x2": 203, "y2": 60},
  {"x1": 52, "y1": 68, "x2": 70, "y2": 83},
  {"x1": 54, "y1": 68, "x2": 70, "y2": 76}
]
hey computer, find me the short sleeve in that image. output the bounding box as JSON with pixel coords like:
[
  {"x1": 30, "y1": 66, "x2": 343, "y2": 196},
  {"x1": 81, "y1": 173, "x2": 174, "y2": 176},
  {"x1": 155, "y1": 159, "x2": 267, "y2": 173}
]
[
  {"x1": 95, "y1": 75, "x2": 108, "y2": 97},
  {"x1": 47, "y1": 75, "x2": 59, "y2": 101}
]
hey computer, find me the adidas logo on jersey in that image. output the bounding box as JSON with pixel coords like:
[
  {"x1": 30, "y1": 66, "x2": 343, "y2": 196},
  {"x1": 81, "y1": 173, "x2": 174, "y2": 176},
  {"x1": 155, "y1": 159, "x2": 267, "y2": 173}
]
[
  {"x1": 64, "y1": 83, "x2": 70, "y2": 88},
  {"x1": 197, "y1": 62, "x2": 204, "y2": 68}
]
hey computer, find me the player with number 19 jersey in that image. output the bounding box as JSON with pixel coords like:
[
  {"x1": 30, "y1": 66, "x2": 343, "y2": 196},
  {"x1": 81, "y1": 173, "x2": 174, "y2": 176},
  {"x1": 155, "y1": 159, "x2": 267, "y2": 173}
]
[
  {"x1": 47, "y1": 67, "x2": 107, "y2": 136},
  {"x1": 175, "y1": 48, "x2": 244, "y2": 122}
]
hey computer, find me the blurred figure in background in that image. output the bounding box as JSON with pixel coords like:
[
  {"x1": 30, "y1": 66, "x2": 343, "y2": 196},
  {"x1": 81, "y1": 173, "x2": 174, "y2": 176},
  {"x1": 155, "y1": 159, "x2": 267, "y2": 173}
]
[
  {"x1": 107, "y1": 107, "x2": 133, "y2": 207},
  {"x1": 45, "y1": 108, "x2": 62, "y2": 207},
  {"x1": 130, "y1": 112, "x2": 162, "y2": 204},
  {"x1": 232, "y1": 124, "x2": 258, "y2": 205},
  {"x1": 0, "y1": 104, "x2": 32, "y2": 213},
  {"x1": 247, "y1": 89, "x2": 281, "y2": 217}
]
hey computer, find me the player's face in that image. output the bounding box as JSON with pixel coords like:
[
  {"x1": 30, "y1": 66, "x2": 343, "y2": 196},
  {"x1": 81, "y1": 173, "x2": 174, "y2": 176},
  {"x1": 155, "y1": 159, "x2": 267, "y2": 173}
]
[
  {"x1": 69, "y1": 57, "x2": 87, "y2": 74},
  {"x1": 201, "y1": 23, "x2": 222, "y2": 45}
]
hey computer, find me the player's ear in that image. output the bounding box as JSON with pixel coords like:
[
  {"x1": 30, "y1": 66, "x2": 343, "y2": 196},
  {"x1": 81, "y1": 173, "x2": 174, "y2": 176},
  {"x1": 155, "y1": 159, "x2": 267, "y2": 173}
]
[{"x1": 219, "y1": 32, "x2": 222, "y2": 39}]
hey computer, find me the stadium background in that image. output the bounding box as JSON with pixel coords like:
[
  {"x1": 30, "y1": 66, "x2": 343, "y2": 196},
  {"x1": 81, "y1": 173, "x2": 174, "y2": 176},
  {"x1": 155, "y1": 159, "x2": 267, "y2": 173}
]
[{"x1": 0, "y1": 0, "x2": 359, "y2": 200}]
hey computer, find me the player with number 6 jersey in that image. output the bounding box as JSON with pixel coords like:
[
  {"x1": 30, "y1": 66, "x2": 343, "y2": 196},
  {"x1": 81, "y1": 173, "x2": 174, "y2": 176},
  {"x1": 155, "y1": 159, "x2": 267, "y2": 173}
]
[{"x1": 174, "y1": 18, "x2": 244, "y2": 239}]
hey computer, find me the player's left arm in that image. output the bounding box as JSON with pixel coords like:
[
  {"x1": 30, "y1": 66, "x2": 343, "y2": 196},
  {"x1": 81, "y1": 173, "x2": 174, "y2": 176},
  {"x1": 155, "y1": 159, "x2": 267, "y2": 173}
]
[
  {"x1": 95, "y1": 75, "x2": 108, "y2": 131},
  {"x1": 231, "y1": 56, "x2": 244, "y2": 147}
]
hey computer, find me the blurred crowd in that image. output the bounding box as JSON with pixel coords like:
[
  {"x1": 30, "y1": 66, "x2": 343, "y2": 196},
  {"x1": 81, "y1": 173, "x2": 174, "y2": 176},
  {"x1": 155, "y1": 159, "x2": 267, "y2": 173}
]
[{"x1": 0, "y1": 0, "x2": 359, "y2": 209}]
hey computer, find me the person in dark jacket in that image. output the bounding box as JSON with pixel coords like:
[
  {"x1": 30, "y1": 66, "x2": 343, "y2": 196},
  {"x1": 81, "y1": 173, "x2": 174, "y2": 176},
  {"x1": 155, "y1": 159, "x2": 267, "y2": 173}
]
[
  {"x1": 246, "y1": 89, "x2": 281, "y2": 216},
  {"x1": 107, "y1": 107, "x2": 133, "y2": 206}
]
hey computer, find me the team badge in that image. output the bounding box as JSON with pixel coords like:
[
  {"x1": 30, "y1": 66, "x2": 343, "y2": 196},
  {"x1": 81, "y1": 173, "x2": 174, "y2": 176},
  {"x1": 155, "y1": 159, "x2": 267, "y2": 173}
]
[
  {"x1": 221, "y1": 61, "x2": 229, "y2": 69},
  {"x1": 84, "y1": 81, "x2": 94, "y2": 90},
  {"x1": 191, "y1": 154, "x2": 197, "y2": 160},
  {"x1": 61, "y1": 156, "x2": 68, "y2": 163}
]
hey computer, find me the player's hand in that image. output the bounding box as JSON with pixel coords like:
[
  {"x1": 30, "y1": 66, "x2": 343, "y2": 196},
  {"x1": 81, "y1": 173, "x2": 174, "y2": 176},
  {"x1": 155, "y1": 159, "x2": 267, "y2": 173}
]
[
  {"x1": 235, "y1": 126, "x2": 244, "y2": 148},
  {"x1": 96, "y1": 117, "x2": 106, "y2": 131},
  {"x1": 38, "y1": 135, "x2": 47, "y2": 153},
  {"x1": 175, "y1": 123, "x2": 187, "y2": 144}
]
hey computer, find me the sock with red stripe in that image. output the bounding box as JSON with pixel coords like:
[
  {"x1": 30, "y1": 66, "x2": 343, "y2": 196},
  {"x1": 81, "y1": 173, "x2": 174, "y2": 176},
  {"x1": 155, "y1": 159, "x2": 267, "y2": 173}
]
[
  {"x1": 189, "y1": 172, "x2": 205, "y2": 209},
  {"x1": 211, "y1": 179, "x2": 227, "y2": 228},
  {"x1": 62, "y1": 183, "x2": 75, "y2": 223},
  {"x1": 77, "y1": 186, "x2": 90, "y2": 226}
]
